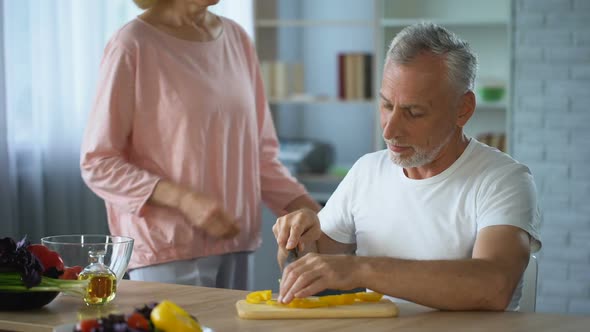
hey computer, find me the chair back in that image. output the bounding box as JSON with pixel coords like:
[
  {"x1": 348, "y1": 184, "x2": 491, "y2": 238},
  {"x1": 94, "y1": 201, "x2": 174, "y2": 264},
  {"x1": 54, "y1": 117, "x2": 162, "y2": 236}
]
[{"x1": 519, "y1": 255, "x2": 538, "y2": 312}]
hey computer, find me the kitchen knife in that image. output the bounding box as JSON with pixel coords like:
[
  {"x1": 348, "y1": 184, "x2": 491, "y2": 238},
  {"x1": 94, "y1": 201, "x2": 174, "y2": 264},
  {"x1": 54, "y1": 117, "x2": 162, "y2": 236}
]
[{"x1": 283, "y1": 247, "x2": 299, "y2": 270}]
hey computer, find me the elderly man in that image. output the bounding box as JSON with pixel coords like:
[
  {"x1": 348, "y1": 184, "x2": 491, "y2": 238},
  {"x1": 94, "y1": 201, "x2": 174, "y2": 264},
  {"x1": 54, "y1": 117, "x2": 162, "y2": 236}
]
[{"x1": 273, "y1": 22, "x2": 541, "y2": 311}]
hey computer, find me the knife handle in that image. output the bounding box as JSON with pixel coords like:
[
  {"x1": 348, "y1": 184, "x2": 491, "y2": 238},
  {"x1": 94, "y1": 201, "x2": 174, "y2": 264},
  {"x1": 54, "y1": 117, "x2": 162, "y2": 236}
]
[{"x1": 313, "y1": 287, "x2": 366, "y2": 296}]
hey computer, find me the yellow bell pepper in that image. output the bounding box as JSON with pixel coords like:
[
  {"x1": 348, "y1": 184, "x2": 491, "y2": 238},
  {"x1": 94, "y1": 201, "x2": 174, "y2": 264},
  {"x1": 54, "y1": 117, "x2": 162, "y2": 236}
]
[
  {"x1": 267, "y1": 297, "x2": 330, "y2": 308},
  {"x1": 287, "y1": 298, "x2": 330, "y2": 308},
  {"x1": 246, "y1": 290, "x2": 272, "y2": 304},
  {"x1": 246, "y1": 290, "x2": 383, "y2": 308},
  {"x1": 150, "y1": 300, "x2": 202, "y2": 332},
  {"x1": 318, "y1": 294, "x2": 357, "y2": 305},
  {"x1": 355, "y1": 291, "x2": 383, "y2": 302}
]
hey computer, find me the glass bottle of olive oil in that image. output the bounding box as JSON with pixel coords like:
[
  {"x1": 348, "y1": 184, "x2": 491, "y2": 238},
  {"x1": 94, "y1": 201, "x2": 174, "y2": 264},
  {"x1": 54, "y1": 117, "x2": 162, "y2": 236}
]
[{"x1": 78, "y1": 250, "x2": 117, "y2": 305}]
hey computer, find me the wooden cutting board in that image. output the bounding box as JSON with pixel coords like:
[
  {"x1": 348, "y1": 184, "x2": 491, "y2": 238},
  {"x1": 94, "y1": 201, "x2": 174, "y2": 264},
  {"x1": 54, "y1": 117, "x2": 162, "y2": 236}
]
[{"x1": 236, "y1": 299, "x2": 399, "y2": 319}]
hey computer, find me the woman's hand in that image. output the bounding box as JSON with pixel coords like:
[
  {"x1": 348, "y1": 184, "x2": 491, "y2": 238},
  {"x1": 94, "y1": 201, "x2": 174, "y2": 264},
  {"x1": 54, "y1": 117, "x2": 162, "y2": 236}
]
[
  {"x1": 149, "y1": 180, "x2": 239, "y2": 239},
  {"x1": 178, "y1": 191, "x2": 240, "y2": 239}
]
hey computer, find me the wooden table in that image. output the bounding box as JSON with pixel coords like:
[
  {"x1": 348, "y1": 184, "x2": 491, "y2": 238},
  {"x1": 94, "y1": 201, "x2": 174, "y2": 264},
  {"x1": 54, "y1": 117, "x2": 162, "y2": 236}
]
[{"x1": 0, "y1": 280, "x2": 589, "y2": 332}]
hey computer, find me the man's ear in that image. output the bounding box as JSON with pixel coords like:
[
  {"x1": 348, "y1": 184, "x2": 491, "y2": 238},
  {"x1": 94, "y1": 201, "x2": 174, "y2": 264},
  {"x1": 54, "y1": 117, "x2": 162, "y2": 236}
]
[{"x1": 456, "y1": 90, "x2": 476, "y2": 128}]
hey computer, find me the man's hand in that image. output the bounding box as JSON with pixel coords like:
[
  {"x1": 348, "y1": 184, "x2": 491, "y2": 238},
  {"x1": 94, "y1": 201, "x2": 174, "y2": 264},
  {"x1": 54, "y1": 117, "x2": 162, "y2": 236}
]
[
  {"x1": 278, "y1": 253, "x2": 359, "y2": 303},
  {"x1": 273, "y1": 208, "x2": 322, "y2": 268},
  {"x1": 178, "y1": 191, "x2": 240, "y2": 239}
]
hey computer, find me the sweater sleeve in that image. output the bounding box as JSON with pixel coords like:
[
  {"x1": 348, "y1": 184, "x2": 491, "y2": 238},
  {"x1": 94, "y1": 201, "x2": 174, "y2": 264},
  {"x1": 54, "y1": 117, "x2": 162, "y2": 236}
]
[{"x1": 80, "y1": 40, "x2": 160, "y2": 216}]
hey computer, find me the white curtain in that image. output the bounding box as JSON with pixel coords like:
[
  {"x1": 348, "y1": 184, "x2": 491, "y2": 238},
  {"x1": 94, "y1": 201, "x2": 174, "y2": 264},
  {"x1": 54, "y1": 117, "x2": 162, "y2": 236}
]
[
  {"x1": 0, "y1": 0, "x2": 253, "y2": 242},
  {"x1": 0, "y1": 0, "x2": 13, "y2": 236}
]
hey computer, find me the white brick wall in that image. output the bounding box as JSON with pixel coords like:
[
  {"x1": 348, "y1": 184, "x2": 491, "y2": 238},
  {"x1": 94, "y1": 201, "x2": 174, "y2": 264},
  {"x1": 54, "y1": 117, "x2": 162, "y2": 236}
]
[
  {"x1": 545, "y1": 47, "x2": 590, "y2": 61},
  {"x1": 574, "y1": 0, "x2": 590, "y2": 10},
  {"x1": 522, "y1": 0, "x2": 573, "y2": 11},
  {"x1": 513, "y1": 0, "x2": 590, "y2": 314},
  {"x1": 574, "y1": 30, "x2": 590, "y2": 46}
]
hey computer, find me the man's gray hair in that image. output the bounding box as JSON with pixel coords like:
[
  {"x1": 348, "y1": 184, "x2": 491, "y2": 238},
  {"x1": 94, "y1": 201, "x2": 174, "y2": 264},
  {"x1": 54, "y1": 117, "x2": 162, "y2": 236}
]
[{"x1": 386, "y1": 22, "x2": 478, "y2": 93}]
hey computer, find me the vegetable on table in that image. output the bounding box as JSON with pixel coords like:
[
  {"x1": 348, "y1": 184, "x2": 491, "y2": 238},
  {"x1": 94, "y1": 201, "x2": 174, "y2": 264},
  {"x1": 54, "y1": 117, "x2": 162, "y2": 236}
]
[
  {"x1": 151, "y1": 300, "x2": 202, "y2": 332},
  {"x1": 354, "y1": 291, "x2": 383, "y2": 302},
  {"x1": 59, "y1": 265, "x2": 84, "y2": 280},
  {"x1": 245, "y1": 289, "x2": 272, "y2": 304},
  {"x1": 75, "y1": 301, "x2": 202, "y2": 332},
  {"x1": 245, "y1": 290, "x2": 384, "y2": 308},
  {"x1": 0, "y1": 272, "x2": 87, "y2": 296},
  {"x1": 75, "y1": 318, "x2": 100, "y2": 332},
  {"x1": 27, "y1": 243, "x2": 65, "y2": 273},
  {"x1": 126, "y1": 311, "x2": 150, "y2": 330},
  {"x1": 0, "y1": 236, "x2": 88, "y2": 296},
  {"x1": 0, "y1": 236, "x2": 45, "y2": 287}
]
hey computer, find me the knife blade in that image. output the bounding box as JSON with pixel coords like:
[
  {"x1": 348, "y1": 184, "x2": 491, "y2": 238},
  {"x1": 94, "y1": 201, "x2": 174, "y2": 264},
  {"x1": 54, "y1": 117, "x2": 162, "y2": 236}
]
[{"x1": 283, "y1": 247, "x2": 299, "y2": 270}]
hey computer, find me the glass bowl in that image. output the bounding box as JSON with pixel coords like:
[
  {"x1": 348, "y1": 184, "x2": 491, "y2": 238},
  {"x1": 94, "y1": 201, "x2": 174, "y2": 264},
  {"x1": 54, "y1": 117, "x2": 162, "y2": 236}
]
[{"x1": 41, "y1": 235, "x2": 134, "y2": 282}]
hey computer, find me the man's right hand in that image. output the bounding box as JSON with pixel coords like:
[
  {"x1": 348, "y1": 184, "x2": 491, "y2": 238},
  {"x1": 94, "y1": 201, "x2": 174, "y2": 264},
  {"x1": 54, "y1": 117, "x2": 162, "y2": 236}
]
[
  {"x1": 178, "y1": 191, "x2": 240, "y2": 239},
  {"x1": 272, "y1": 208, "x2": 322, "y2": 267}
]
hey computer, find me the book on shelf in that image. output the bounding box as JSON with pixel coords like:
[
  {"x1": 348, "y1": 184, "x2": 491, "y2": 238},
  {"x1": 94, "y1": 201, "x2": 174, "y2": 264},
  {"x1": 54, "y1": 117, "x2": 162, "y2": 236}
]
[
  {"x1": 260, "y1": 60, "x2": 305, "y2": 100},
  {"x1": 338, "y1": 52, "x2": 373, "y2": 100},
  {"x1": 476, "y1": 132, "x2": 506, "y2": 152}
]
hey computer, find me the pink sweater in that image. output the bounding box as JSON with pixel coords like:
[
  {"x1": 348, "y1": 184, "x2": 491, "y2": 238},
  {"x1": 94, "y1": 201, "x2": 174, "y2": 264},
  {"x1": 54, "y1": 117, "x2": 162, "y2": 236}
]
[{"x1": 80, "y1": 17, "x2": 306, "y2": 269}]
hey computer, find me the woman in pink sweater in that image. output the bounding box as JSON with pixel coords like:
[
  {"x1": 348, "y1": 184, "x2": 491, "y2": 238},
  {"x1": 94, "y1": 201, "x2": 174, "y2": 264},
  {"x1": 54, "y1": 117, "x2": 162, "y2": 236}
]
[{"x1": 80, "y1": 0, "x2": 320, "y2": 289}]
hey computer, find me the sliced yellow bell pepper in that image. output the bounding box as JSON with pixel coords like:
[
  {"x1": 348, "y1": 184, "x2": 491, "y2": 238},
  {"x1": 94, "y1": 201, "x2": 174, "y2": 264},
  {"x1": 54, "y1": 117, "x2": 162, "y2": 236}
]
[
  {"x1": 150, "y1": 300, "x2": 202, "y2": 332},
  {"x1": 318, "y1": 294, "x2": 356, "y2": 305},
  {"x1": 267, "y1": 297, "x2": 330, "y2": 308},
  {"x1": 246, "y1": 290, "x2": 383, "y2": 308},
  {"x1": 287, "y1": 298, "x2": 330, "y2": 308},
  {"x1": 355, "y1": 291, "x2": 383, "y2": 302},
  {"x1": 246, "y1": 290, "x2": 272, "y2": 304}
]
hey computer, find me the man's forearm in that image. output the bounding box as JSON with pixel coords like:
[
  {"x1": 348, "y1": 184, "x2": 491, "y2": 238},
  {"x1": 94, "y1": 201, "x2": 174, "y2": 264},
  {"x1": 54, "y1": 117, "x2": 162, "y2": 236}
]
[{"x1": 357, "y1": 257, "x2": 517, "y2": 311}]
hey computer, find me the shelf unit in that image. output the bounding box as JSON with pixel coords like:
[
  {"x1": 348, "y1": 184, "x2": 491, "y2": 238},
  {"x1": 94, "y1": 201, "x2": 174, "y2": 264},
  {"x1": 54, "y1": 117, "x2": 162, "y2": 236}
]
[
  {"x1": 256, "y1": 19, "x2": 373, "y2": 27},
  {"x1": 255, "y1": 0, "x2": 512, "y2": 164},
  {"x1": 374, "y1": 0, "x2": 512, "y2": 151},
  {"x1": 268, "y1": 97, "x2": 375, "y2": 106},
  {"x1": 256, "y1": 0, "x2": 512, "y2": 162},
  {"x1": 380, "y1": 18, "x2": 508, "y2": 27},
  {"x1": 254, "y1": 0, "x2": 377, "y2": 167}
]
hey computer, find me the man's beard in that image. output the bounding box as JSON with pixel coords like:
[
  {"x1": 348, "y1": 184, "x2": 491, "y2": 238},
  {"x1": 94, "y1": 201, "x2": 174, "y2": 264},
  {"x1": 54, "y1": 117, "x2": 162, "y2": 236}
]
[{"x1": 384, "y1": 128, "x2": 455, "y2": 168}]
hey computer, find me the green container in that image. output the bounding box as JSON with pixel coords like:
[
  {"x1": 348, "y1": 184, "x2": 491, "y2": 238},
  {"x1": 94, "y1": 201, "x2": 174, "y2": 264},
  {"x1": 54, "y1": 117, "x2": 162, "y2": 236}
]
[{"x1": 478, "y1": 86, "x2": 505, "y2": 102}]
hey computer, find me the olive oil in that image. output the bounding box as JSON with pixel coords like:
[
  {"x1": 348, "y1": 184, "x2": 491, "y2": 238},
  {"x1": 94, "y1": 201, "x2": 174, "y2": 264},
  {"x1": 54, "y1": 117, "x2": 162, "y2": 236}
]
[{"x1": 78, "y1": 250, "x2": 117, "y2": 305}]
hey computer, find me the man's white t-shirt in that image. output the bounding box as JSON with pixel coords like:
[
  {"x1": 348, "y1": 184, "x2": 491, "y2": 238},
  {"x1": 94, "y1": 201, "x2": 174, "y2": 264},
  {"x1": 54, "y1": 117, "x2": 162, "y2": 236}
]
[{"x1": 319, "y1": 138, "x2": 541, "y2": 311}]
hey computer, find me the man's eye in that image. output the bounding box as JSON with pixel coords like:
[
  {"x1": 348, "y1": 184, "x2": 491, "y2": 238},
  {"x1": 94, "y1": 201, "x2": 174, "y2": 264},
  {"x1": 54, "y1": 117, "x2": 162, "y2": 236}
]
[{"x1": 408, "y1": 109, "x2": 424, "y2": 118}]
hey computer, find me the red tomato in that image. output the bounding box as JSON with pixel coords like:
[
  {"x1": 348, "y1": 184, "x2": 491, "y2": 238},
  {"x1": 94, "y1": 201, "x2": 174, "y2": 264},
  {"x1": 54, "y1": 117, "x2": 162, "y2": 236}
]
[
  {"x1": 127, "y1": 312, "x2": 150, "y2": 330},
  {"x1": 27, "y1": 244, "x2": 65, "y2": 272},
  {"x1": 59, "y1": 265, "x2": 83, "y2": 280},
  {"x1": 75, "y1": 319, "x2": 99, "y2": 332}
]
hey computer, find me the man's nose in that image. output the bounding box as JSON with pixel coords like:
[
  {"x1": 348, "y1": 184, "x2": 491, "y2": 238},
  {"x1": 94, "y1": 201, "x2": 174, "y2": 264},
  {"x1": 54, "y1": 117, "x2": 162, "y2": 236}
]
[{"x1": 382, "y1": 108, "x2": 404, "y2": 140}]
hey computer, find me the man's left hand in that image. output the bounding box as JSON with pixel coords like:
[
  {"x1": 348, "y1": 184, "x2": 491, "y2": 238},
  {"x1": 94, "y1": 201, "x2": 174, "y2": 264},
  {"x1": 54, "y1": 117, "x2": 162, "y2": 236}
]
[{"x1": 278, "y1": 253, "x2": 360, "y2": 303}]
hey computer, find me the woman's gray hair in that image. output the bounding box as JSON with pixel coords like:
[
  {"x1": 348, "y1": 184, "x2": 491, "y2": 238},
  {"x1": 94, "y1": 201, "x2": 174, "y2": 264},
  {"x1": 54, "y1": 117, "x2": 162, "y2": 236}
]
[{"x1": 386, "y1": 22, "x2": 478, "y2": 94}]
